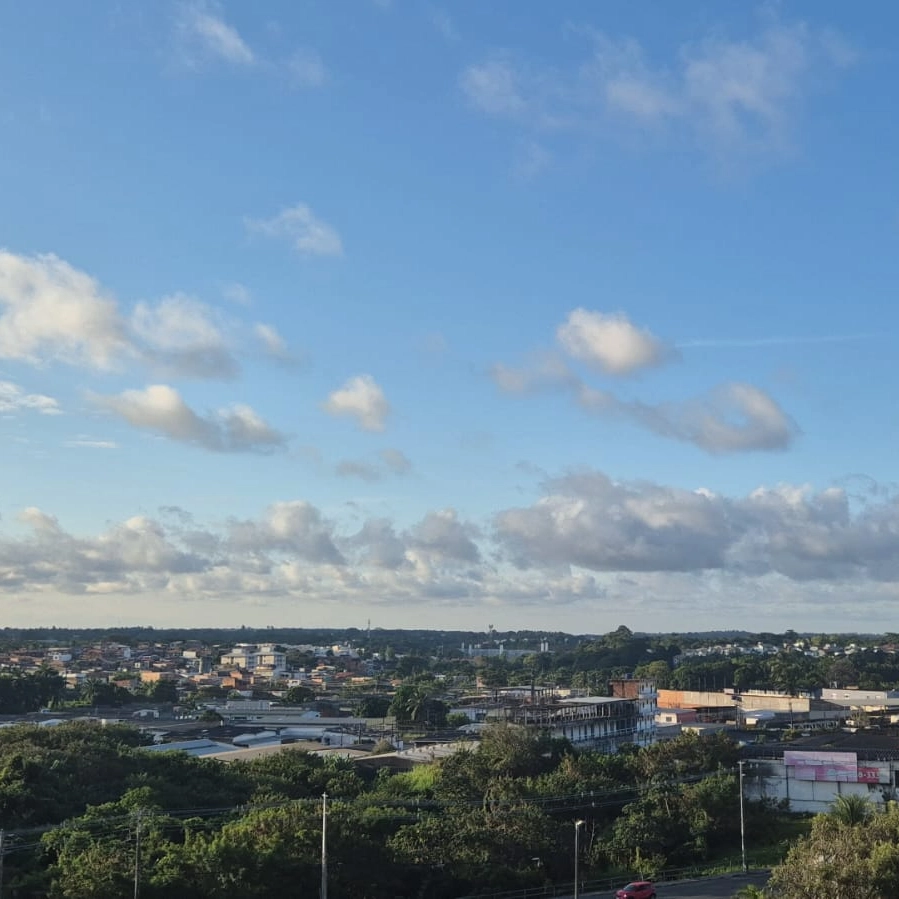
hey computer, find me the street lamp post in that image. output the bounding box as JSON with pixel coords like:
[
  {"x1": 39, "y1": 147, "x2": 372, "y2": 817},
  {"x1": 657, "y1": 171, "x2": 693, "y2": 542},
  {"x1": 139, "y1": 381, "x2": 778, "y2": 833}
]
[
  {"x1": 738, "y1": 760, "x2": 747, "y2": 873},
  {"x1": 574, "y1": 819, "x2": 585, "y2": 899}
]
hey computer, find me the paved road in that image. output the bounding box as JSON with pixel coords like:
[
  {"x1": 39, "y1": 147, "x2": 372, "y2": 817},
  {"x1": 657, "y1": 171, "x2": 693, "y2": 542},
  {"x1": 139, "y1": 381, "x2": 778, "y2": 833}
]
[
  {"x1": 652, "y1": 872, "x2": 768, "y2": 898},
  {"x1": 567, "y1": 871, "x2": 769, "y2": 899}
]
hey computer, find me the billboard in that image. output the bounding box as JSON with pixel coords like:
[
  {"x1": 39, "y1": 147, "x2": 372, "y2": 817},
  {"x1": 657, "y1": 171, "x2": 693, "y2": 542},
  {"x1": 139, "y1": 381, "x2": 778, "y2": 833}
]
[{"x1": 784, "y1": 750, "x2": 858, "y2": 783}]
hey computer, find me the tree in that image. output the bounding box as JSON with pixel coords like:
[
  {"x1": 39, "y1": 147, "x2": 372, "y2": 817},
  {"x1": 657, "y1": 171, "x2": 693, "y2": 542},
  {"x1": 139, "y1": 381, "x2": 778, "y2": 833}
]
[
  {"x1": 829, "y1": 793, "x2": 874, "y2": 826},
  {"x1": 731, "y1": 887, "x2": 766, "y2": 898},
  {"x1": 767, "y1": 802, "x2": 899, "y2": 899},
  {"x1": 143, "y1": 680, "x2": 178, "y2": 704},
  {"x1": 827, "y1": 658, "x2": 859, "y2": 689},
  {"x1": 80, "y1": 678, "x2": 120, "y2": 707},
  {"x1": 354, "y1": 695, "x2": 391, "y2": 718},
  {"x1": 389, "y1": 684, "x2": 446, "y2": 726},
  {"x1": 281, "y1": 685, "x2": 314, "y2": 704},
  {"x1": 633, "y1": 660, "x2": 672, "y2": 689}
]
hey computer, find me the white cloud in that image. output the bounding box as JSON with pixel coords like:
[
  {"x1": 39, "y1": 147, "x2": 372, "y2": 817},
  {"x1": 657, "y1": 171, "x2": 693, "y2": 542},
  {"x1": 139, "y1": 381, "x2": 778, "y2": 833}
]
[
  {"x1": 176, "y1": 2, "x2": 255, "y2": 68},
  {"x1": 288, "y1": 48, "x2": 327, "y2": 88},
  {"x1": 222, "y1": 282, "x2": 252, "y2": 306},
  {"x1": 577, "y1": 380, "x2": 798, "y2": 453},
  {"x1": 380, "y1": 447, "x2": 412, "y2": 475},
  {"x1": 63, "y1": 436, "x2": 118, "y2": 449},
  {"x1": 0, "y1": 381, "x2": 60, "y2": 415},
  {"x1": 490, "y1": 351, "x2": 578, "y2": 394},
  {"x1": 94, "y1": 384, "x2": 286, "y2": 453},
  {"x1": 496, "y1": 471, "x2": 731, "y2": 572},
  {"x1": 323, "y1": 374, "x2": 390, "y2": 432},
  {"x1": 462, "y1": 18, "x2": 854, "y2": 162},
  {"x1": 460, "y1": 58, "x2": 528, "y2": 117},
  {"x1": 408, "y1": 508, "x2": 481, "y2": 565},
  {"x1": 253, "y1": 322, "x2": 292, "y2": 361},
  {"x1": 0, "y1": 250, "x2": 286, "y2": 380},
  {"x1": 131, "y1": 293, "x2": 239, "y2": 379},
  {"x1": 495, "y1": 470, "x2": 899, "y2": 582},
  {"x1": 4, "y1": 473, "x2": 898, "y2": 623},
  {"x1": 335, "y1": 460, "x2": 382, "y2": 482},
  {"x1": 494, "y1": 311, "x2": 796, "y2": 454},
  {"x1": 246, "y1": 203, "x2": 343, "y2": 257},
  {"x1": 0, "y1": 251, "x2": 129, "y2": 370},
  {"x1": 557, "y1": 309, "x2": 672, "y2": 375},
  {"x1": 335, "y1": 448, "x2": 412, "y2": 481},
  {"x1": 228, "y1": 500, "x2": 344, "y2": 565}
]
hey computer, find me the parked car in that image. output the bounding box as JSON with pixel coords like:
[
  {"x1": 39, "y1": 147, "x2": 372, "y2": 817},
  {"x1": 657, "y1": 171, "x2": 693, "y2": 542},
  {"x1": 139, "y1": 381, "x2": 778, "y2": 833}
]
[{"x1": 615, "y1": 882, "x2": 655, "y2": 899}]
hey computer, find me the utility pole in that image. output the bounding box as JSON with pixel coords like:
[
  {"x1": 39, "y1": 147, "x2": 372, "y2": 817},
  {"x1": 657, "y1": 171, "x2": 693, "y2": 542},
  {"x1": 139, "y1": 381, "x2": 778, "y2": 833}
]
[
  {"x1": 321, "y1": 792, "x2": 328, "y2": 899},
  {"x1": 133, "y1": 808, "x2": 143, "y2": 899},
  {"x1": 738, "y1": 761, "x2": 747, "y2": 873},
  {"x1": 573, "y1": 819, "x2": 585, "y2": 899}
]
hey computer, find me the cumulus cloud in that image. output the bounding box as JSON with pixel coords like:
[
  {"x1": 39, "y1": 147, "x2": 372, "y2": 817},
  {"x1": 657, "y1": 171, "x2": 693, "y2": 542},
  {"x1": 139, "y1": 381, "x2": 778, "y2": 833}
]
[
  {"x1": 577, "y1": 381, "x2": 798, "y2": 453},
  {"x1": 227, "y1": 500, "x2": 345, "y2": 565},
  {"x1": 94, "y1": 384, "x2": 286, "y2": 453},
  {"x1": 0, "y1": 251, "x2": 129, "y2": 369},
  {"x1": 494, "y1": 307, "x2": 796, "y2": 454},
  {"x1": 246, "y1": 203, "x2": 343, "y2": 257},
  {"x1": 0, "y1": 508, "x2": 207, "y2": 595},
  {"x1": 0, "y1": 381, "x2": 60, "y2": 415},
  {"x1": 175, "y1": 2, "x2": 255, "y2": 68},
  {"x1": 323, "y1": 374, "x2": 390, "y2": 432},
  {"x1": 408, "y1": 509, "x2": 481, "y2": 565},
  {"x1": 131, "y1": 293, "x2": 239, "y2": 379},
  {"x1": 380, "y1": 447, "x2": 412, "y2": 475},
  {"x1": 0, "y1": 251, "x2": 274, "y2": 380},
  {"x1": 495, "y1": 471, "x2": 733, "y2": 572},
  {"x1": 462, "y1": 18, "x2": 854, "y2": 161},
  {"x1": 253, "y1": 323, "x2": 293, "y2": 362},
  {"x1": 5, "y1": 475, "x2": 899, "y2": 622},
  {"x1": 557, "y1": 309, "x2": 672, "y2": 375},
  {"x1": 495, "y1": 470, "x2": 899, "y2": 583}
]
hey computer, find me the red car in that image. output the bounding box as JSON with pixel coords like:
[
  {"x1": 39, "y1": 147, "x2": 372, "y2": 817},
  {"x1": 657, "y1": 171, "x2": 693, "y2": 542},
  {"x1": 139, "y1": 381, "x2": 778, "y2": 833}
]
[{"x1": 615, "y1": 882, "x2": 655, "y2": 899}]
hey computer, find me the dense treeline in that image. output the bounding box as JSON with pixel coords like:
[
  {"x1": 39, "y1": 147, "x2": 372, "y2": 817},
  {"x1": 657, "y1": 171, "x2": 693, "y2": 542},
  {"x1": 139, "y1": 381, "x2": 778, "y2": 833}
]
[
  {"x1": 0, "y1": 670, "x2": 65, "y2": 715},
  {"x1": 0, "y1": 722, "x2": 780, "y2": 898},
  {"x1": 0, "y1": 669, "x2": 178, "y2": 716},
  {"x1": 641, "y1": 648, "x2": 899, "y2": 694}
]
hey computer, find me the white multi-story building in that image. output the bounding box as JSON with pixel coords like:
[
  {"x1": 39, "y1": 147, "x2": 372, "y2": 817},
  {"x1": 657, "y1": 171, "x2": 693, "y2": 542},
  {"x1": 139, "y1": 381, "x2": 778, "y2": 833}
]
[
  {"x1": 220, "y1": 644, "x2": 287, "y2": 677},
  {"x1": 497, "y1": 693, "x2": 655, "y2": 753}
]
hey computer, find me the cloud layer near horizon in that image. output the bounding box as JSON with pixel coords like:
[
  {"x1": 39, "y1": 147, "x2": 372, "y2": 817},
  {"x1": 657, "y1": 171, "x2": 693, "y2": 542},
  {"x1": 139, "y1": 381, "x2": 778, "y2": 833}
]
[{"x1": 3, "y1": 472, "x2": 897, "y2": 622}]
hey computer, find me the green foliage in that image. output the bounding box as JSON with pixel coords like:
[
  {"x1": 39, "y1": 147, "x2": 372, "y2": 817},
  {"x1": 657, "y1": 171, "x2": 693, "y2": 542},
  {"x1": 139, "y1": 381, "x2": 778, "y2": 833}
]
[
  {"x1": 281, "y1": 685, "x2": 314, "y2": 704},
  {"x1": 828, "y1": 793, "x2": 874, "y2": 825},
  {"x1": 388, "y1": 684, "x2": 447, "y2": 727},
  {"x1": 0, "y1": 705, "x2": 790, "y2": 898},
  {"x1": 354, "y1": 695, "x2": 391, "y2": 718},
  {"x1": 767, "y1": 802, "x2": 899, "y2": 898},
  {"x1": 0, "y1": 667, "x2": 66, "y2": 713}
]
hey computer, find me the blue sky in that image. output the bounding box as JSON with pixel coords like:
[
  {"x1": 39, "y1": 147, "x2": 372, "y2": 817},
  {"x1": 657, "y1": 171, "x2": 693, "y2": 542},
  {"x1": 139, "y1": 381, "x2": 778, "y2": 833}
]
[{"x1": 0, "y1": 1, "x2": 897, "y2": 633}]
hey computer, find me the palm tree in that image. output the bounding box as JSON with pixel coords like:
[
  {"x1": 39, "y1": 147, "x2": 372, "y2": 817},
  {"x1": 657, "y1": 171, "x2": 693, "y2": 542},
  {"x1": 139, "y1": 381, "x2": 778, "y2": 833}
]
[
  {"x1": 829, "y1": 793, "x2": 873, "y2": 825},
  {"x1": 732, "y1": 886, "x2": 766, "y2": 898}
]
